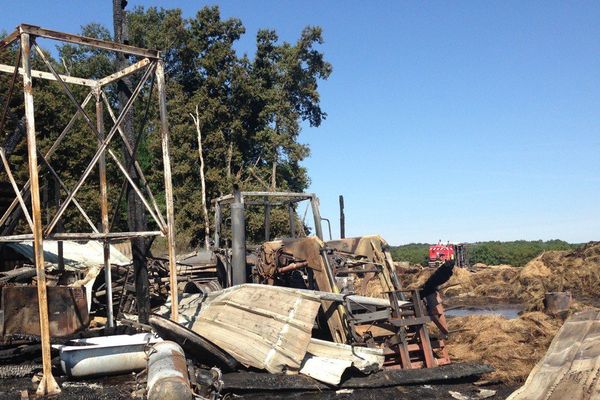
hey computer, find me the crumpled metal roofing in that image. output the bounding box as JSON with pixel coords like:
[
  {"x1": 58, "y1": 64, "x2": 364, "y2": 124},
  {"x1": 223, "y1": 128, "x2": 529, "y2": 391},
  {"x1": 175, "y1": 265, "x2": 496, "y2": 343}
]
[{"x1": 7, "y1": 240, "x2": 131, "y2": 268}]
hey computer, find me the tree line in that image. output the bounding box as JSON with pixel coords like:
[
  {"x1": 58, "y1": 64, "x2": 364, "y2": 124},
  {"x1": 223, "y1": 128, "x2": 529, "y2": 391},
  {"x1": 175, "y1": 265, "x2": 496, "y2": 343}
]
[
  {"x1": 391, "y1": 240, "x2": 577, "y2": 267},
  {"x1": 0, "y1": 5, "x2": 331, "y2": 250}
]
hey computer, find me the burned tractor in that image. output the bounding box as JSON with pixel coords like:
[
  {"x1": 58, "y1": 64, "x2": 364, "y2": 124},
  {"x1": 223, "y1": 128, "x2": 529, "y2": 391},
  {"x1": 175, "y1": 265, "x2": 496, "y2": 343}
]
[{"x1": 211, "y1": 190, "x2": 452, "y2": 369}]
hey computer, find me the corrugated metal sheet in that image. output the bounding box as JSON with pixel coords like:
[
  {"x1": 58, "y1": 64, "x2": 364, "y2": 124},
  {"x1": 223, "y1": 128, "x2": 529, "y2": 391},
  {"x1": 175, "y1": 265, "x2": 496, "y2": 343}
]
[
  {"x1": 7, "y1": 240, "x2": 130, "y2": 268},
  {"x1": 508, "y1": 309, "x2": 600, "y2": 400},
  {"x1": 299, "y1": 338, "x2": 384, "y2": 384},
  {"x1": 191, "y1": 284, "x2": 322, "y2": 374}
]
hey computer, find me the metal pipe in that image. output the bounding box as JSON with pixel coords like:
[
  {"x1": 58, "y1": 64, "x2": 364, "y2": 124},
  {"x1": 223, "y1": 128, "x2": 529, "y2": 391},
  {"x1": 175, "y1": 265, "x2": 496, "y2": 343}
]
[
  {"x1": 20, "y1": 32, "x2": 60, "y2": 397},
  {"x1": 156, "y1": 60, "x2": 179, "y2": 322},
  {"x1": 264, "y1": 200, "x2": 271, "y2": 241},
  {"x1": 288, "y1": 204, "x2": 296, "y2": 238},
  {"x1": 230, "y1": 187, "x2": 246, "y2": 285},
  {"x1": 277, "y1": 261, "x2": 309, "y2": 273},
  {"x1": 59, "y1": 333, "x2": 159, "y2": 377},
  {"x1": 54, "y1": 176, "x2": 64, "y2": 271},
  {"x1": 213, "y1": 202, "x2": 221, "y2": 248},
  {"x1": 147, "y1": 341, "x2": 193, "y2": 400},
  {"x1": 97, "y1": 90, "x2": 114, "y2": 328},
  {"x1": 339, "y1": 195, "x2": 345, "y2": 239},
  {"x1": 310, "y1": 195, "x2": 324, "y2": 240},
  {"x1": 321, "y1": 217, "x2": 333, "y2": 241}
]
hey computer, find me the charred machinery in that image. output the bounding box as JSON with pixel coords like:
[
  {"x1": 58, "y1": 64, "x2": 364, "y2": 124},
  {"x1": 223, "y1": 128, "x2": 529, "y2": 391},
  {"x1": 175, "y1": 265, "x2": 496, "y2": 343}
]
[{"x1": 211, "y1": 190, "x2": 452, "y2": 369}]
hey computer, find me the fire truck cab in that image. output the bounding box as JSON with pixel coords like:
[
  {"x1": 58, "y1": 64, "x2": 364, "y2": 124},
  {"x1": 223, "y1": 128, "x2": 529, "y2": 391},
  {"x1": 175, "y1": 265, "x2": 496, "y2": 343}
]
[{"x1": 428, "y1": 241, "x2": 468, "y2": 268}]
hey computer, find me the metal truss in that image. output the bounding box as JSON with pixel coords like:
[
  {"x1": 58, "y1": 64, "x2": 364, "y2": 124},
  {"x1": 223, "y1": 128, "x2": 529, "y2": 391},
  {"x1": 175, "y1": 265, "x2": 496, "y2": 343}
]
[{"x1": 0, "y1": 24, "x2": 179, "y2": 396}]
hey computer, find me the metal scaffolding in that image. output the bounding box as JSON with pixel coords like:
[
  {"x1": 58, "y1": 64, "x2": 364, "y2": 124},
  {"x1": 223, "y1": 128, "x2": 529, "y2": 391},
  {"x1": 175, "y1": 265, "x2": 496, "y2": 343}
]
[{"x1": 0, "y1": 24, "x2": 179, "y2": 396}]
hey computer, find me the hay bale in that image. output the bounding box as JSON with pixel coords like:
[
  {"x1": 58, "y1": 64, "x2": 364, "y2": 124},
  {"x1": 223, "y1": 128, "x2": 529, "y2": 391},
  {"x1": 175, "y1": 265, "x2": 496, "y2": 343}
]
[{"x1": 446, "y1": 312, "x2": 561, "y2": 383}]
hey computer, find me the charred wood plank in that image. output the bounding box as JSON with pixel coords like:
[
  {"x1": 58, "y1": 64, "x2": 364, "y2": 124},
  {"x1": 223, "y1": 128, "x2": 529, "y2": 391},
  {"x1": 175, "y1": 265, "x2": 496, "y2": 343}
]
[{"x1": 222, "y1": 363, "x2": 494, "y2": 391}]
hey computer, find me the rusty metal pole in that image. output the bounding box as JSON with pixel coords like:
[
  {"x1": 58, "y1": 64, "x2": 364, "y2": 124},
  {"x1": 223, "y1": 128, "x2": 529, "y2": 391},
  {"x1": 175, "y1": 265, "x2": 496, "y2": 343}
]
[
  {"x1": 310, "y1": 195, "x2": 324, "y2": 240},
  {"x1": 231, "y1": 187, "x2": 247, "y2": 286},
  {"x1": 97, "y1": 88, "x2": 114, "y2": 327},
  {"x1": 20, "y1": 32, "x2": 60, "y2": 396},
  {"x1": 54, "y1": 175, "x2": 64, "y2": 271},
  {"x1": 156, "y1": 60, "x2": 178, "y2": 321},
  {"x1": 339, "y1": 195, "x2": 345, "y2": 239},
  {"x1": 288, "y1": 203, "x2": 296, "y2": 238}
]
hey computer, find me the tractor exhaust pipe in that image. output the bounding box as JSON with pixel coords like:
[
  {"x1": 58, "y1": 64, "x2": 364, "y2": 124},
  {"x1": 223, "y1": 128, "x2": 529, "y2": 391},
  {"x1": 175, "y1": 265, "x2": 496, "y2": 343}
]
[{"x1": 231, "y1": 186, "x2": 247, "y2": 285}]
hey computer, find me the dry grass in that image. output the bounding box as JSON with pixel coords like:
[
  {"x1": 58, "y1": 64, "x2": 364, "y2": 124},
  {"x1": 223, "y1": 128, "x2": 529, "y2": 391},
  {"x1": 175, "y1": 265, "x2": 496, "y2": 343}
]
[{"x1": 446, "y1": 312, "x2": 561, "y2": 383}]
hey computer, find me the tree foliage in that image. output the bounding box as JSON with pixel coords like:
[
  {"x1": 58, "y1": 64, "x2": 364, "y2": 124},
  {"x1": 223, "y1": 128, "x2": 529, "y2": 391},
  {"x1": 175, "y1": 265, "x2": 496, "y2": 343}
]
[
  {"x1": 391, "y1": 240, "x2": 577, "y2": 267},
  {"x1": 0, "y1": 6, "x2": 331, "y2": 250}
]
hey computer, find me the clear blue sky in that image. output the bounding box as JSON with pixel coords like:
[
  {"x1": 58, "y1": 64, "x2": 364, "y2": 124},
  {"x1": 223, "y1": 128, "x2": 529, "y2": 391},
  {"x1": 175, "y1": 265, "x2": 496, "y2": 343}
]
[{"x1": 3, "y1": 1, "x2": 599, "y2": 244}]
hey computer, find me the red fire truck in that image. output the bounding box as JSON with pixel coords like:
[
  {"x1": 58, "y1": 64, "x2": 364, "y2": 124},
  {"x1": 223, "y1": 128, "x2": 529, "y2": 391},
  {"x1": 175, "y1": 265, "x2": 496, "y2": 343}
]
[{"x1": 428, "y1": 241, "x2": 468, "y2": 268}]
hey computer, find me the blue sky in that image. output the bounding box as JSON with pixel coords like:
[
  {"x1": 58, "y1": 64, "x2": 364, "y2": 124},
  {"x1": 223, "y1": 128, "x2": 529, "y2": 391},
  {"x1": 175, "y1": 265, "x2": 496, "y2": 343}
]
[{"x1": 3, "y1": 1, "x2": 599, "y2": 244}]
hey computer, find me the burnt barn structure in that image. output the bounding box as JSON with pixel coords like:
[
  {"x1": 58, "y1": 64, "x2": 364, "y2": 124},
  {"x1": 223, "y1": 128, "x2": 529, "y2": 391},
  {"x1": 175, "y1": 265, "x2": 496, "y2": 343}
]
[{"x1": 0, "y1": 24, "x2": 179, "y2": 395}]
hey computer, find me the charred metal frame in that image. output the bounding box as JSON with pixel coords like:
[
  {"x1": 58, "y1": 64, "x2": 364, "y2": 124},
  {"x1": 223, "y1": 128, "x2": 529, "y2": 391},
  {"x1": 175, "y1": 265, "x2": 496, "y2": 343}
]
[
  {"x1": 213, "y1": 191, "x2": 325, "y2": 246},
  {"x1": 213, "y1": 192, "x2": 451, "y2": 370},
  {"x1": 0, "y1": 24, "x2": 179, "y2": 395}
]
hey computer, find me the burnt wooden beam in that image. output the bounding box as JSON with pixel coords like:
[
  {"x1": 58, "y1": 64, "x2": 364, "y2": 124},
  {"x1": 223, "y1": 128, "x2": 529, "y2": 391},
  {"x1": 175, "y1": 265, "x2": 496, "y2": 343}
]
[{"x1": 222, "y1": 363, "x2": 494, "y2": 391}]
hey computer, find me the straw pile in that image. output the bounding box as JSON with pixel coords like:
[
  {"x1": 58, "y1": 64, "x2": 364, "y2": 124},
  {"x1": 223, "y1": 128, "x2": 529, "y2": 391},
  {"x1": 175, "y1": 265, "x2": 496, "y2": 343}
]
[
  {"x1": 397, "y1": 263, "x2": 520, "y2": 299},
  {"x1": 511, "y1": 242, "x2": 600, "y2": 310},
  {"x1": 397, "y1": 242, "x2": 600, "y2": 309},
  {"x1": 446, "y1": 312, "x2": 561, "y2": 383}
]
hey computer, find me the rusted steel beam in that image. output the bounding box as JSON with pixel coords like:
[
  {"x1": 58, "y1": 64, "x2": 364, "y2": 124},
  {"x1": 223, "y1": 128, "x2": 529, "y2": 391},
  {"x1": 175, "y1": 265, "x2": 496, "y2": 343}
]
[
  {"x1": 18, "y1": 24, "x2": 159, "y2": 59},
  {"x1": 215, "y1": 192, "x2": 315, "y2": 203},
  {"x1": 0, "y1": 230, "x2": 163, "y2": 242},
  {"x1": 0, "y1": 29, "x2": 20, "y2": 50},
  {"x1": 97, "y1": 58, "x2": 151, "y2": 87},
  {"x1": 156, "y1": 60, "x2": 178, "y2": 322},
  {"x1": 97, "y1": 90, "x2": 114, "y2": 328},
  {"x1": 20, "y1": 32, "x2": 61, "y2": 397},
  {"x1": 43, "y1": 60, "x2": 153, "y2": 235},
  {"x1": 101, "y1": 89, "x2": 167, "y2": 229},
  {"x1": 0, "y1": 148, "x2": 34, "y2": 230},
  {"x1": 0, "y1": 91, "x2": 94, "y2": 229},
  {"x1": 0, "y1": 48, "x2": 22, "y2": 135},
  {"x1": 0, "y1": 63, "x2": 97, "y2": 87}
]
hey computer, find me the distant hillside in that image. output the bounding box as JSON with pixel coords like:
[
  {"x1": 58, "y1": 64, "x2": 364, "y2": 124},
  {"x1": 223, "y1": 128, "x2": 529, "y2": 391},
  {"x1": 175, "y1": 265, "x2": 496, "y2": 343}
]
[{"x1": 390, "y1": 240, "x2": 577, "y2": 267}]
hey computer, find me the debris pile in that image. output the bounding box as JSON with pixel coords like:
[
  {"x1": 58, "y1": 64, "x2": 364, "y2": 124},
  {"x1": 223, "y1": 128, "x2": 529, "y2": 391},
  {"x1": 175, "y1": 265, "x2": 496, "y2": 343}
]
[{"x1": 445, "y1": 312, "x2": 561, "y2": 383}]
